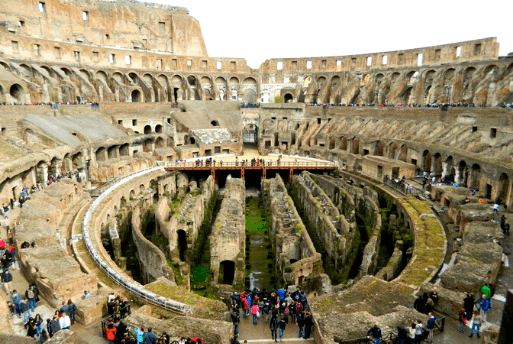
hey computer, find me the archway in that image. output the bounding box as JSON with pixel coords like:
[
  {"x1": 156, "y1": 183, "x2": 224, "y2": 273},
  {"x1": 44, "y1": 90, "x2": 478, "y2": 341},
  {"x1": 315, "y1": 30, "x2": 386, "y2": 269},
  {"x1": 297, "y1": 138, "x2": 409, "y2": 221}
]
[
  {"x1": 470, "y1": 164, "x2": 481, "y2": 190},
  {"x1": 498, "y1": 173, "x2": 510, "y2": 203},
  {"x1": 177, "y1": 230, "x2": 187, "y2": 262},
  {"x1": 339, "y1": 137, "x2": 347, "y2": 151},
  {"x1": 352, "y1": 138, "x2": 359, "y2": 154},
  {"x1": 144, "y1": 125, "x2": 152, "y2": 135},
  {"x1": 388, "y1": 142, "x2": 398, "y2": 159},
  {"x1": 219, "y1": 260, "x2": 235, "y2": 284},
  {"x1": 398, "y1": 144, "x2": 408, "y2": 162},
  {"x1": 433, "y1": 153, "x2": 443, "y2": 177},
  {"x1": 329, "y1": 136, "x2": 336, "y2": 149},
  {"x1": 422, "y1": 150, "x2": 432, "y2": 173},
  {"x1": 9, "y1": 84, "x2": 25, "y2": 103},
  {"x1": 443, "y1": 156, "x2": 455, "y2": 182},
  {"x1": 284, "y1": 93, "x2": 293, "y2": 103},
  {"x1": 155, "y1": 124, "x2": 163, "y2": 133},
  {"x1": 457, "y1": 161, "x2": 468, "y2": 186},
  {"x1": 375, "y1": 141, "x2": 385, "y2": 156},
  {"x1": 96, "y1": 147, "x2": 106, "y2": 162},
  {"x1": 155, "y1": 137, "x2": 164, "y2": 148},
  {"x1": 131, "y1": 89, "x2": 142, "y2": 102}
]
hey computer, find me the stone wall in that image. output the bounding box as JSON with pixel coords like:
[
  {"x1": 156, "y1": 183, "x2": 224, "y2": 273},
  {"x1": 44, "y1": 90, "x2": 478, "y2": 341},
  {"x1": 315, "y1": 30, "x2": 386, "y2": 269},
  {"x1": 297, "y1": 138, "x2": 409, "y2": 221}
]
[
  {"x1": 210, "y1": 177, "x2": 245, "y2": 286},
  {"x1": 292, "y1": 171, "x2": 354, "y2": 267},
  {"x1": 262, "y1": 174, "x2": 322, "y2": 285},
  {"x1": 131, "y1": 206, "x2": 176, "y2": 285},
  {"x1": 16, "y1": 180, "x2": 98, "y2": 307}
]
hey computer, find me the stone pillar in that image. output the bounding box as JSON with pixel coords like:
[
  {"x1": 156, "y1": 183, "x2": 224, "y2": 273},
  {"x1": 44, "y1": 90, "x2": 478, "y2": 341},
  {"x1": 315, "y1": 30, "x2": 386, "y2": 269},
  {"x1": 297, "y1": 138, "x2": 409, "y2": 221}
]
[{"x1": 498, "y1": 289, "x2": 513, "y2": 343}]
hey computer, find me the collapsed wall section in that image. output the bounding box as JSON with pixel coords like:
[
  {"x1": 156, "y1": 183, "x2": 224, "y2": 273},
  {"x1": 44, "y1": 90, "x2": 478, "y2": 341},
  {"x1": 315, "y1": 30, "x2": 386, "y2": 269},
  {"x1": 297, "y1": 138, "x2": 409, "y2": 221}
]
[
  {"x1": 210, "y1": 177, "x2": 245, "y2": 287},
  {"x1": 291, "y1": 171, "x2": 354, "y2": 267},
  {"x1": 262, "y1": 174, "x2": 322, "y2": 285}
]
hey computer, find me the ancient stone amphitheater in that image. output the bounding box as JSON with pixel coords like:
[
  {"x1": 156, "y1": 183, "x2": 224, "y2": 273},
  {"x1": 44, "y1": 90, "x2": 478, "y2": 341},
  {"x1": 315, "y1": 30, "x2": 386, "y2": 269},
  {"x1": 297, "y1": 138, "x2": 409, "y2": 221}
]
[{"x1": 0, "y1": 0, "x2": 512, "y2": 343}]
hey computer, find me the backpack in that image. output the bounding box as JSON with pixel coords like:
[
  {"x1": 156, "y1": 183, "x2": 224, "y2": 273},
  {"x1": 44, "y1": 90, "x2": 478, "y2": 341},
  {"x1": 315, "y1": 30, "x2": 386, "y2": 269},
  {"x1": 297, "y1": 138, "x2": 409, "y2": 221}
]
[
  {"x1": 296, "y1": 302, "x2": 303, "y2": 314},
  {"x1": 27, "y1": 289, "x2": 34, "y2": 299}
]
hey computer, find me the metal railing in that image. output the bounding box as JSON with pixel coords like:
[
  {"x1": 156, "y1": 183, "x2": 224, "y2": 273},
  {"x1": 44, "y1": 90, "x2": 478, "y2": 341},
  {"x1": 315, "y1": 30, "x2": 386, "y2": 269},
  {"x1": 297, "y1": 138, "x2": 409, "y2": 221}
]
[
  {"x1": 82, "y1": 166, "x2": 191, "y2": 315},
  {"x1": 161, "y1": 161, "x2": 336, "y2": 169}
]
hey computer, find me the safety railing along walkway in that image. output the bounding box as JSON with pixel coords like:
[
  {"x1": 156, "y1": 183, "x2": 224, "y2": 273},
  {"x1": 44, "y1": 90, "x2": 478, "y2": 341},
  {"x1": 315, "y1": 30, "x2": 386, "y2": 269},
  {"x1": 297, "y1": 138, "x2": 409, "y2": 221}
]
[
  {"x1": 82, "y1": 166, "x2": 191, "y2": 315},
  {"x1": 160, "y1": 161, "x2": 337, "y2": 169}
]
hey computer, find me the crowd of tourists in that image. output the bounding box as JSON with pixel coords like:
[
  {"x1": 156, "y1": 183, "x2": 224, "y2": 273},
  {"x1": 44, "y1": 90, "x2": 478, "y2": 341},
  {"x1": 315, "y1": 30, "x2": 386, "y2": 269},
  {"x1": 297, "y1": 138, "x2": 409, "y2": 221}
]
[
  {"x1": 306, "y1": 102, "x2": 512, "y2": 108},
  {"x1": 229, "y1": 287, "x2": 313, "y2": 343}
]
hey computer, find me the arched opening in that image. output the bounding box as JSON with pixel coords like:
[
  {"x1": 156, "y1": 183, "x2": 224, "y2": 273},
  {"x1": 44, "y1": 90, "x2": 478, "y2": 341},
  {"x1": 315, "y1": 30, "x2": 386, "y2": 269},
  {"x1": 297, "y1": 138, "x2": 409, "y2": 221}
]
[
  {"x1": 188, "y1": 137, "x2": 196, "y2": 145},
  {"x1": 388, "y1": 142, "x2": 398, "y2": 159},
  {"x1": 422, "y1": 150, "x2": 432, "y2": 173},
  {"x1": 443, "y1": 156, "x2": 455, "y2": 182},
  {"x1": 375, "y1": 141, "x2": 385, "y2": 156},
  {"x1": 129, "y1": 190, "x2": 136, "y2": 199},
  {"x1": 96, "y1": 147, "x2": 106, "y2": 162},
  {"x1": 155, "y1": 124, "x2": 163, "y2": 133},
  {"x1": 219, "y1": 260, "x2": 235, "y2": 285},
  {"x1": 177, "y1": 230, "x2": 187, "y2": 262},
  {"x1": 433, "y1": 153, "x2": 443, "y2": 177},
  {"x1": 72, "y1": 152, "x2": 83, "y2": 169},
  {"x1": 284, "y1": 93, "x2": 293, "y2": 103},
  {"x1": 143, "y1": 138, "x2": 153, "y2": 152},
  {"x1": 108, "y1": 146, "x2": 118, "y2": 159},
  {"x1": 131, "y1": 89, "x2": 142, "y2": 102},
  {"x1": 120, "y1": 196, "x2": 127, "y2": 208},
  {"x1": 470, "y1": 164, "x2": 481, "y2": 190},
  {"x1": 144, "y1": 125, "x2": 152, "y2": 135},
  {"x1": 339, "y1": 137, "x2": 347, "y2": 151},
  {"x1": 211, "y1": 120, "x2": 219, "y2": 126},
  {"x1": 120, "y1": 143, "x2": 130, "y2": 157},
  {"x1": 457, "y1": 161, "x2": 468, "y2": 186},
  {"x1": 9, "y1": 84, "x2": 25, "y2": 103},
  {"x1": 329, "y1": 136, "x2": 336, "y2": 149},
  {"x1": 398, "y1": 144, "x2": 408, "y2": 162},
  {"x1": 155, "y1": 137, "x2": 164, "y2": 148},
  {"x1": 499, "y1": 173, "x2": 510, "y2": 203},
  {"x1": 352, "y1": 138, "x2": 359, "y2": 154}
]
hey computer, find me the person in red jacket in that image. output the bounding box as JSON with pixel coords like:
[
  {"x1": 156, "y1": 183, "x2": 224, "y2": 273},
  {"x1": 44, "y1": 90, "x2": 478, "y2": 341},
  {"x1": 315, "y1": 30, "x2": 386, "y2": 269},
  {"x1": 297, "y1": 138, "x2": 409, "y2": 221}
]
[{"x1": 105, "y1": 323, "x2": 117, "y2": 344}]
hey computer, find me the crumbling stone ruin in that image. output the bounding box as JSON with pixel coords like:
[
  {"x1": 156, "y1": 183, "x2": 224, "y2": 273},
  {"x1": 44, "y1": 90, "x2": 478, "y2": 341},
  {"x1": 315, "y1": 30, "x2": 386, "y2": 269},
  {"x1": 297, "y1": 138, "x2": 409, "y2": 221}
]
[
  {"x1": 0, "y1": 0, "x2": 511, "y2": 342},
  {"x1": 210, "y1": 177, "x2": 245, "y2": 287}
]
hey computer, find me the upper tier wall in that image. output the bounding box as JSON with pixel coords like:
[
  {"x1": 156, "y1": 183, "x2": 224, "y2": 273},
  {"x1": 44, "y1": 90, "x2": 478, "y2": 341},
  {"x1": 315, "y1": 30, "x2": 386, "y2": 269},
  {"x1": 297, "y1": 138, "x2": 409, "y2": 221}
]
[{"x1": 0, "y1": 0, "x2": 206, "y2": 57}]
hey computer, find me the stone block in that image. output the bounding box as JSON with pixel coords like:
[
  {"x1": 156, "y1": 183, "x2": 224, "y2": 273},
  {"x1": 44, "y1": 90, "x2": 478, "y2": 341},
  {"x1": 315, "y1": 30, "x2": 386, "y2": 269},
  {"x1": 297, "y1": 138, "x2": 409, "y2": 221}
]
[{"x1": 75, "y1": 288, "x2": 112, "y2": 325}]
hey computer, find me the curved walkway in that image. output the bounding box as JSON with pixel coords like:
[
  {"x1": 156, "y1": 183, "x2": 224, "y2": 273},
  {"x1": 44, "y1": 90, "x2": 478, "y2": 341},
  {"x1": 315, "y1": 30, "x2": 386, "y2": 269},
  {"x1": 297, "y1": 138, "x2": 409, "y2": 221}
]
[{"x1": 81, "y1": 166, "x2": 190, "y2": 314}]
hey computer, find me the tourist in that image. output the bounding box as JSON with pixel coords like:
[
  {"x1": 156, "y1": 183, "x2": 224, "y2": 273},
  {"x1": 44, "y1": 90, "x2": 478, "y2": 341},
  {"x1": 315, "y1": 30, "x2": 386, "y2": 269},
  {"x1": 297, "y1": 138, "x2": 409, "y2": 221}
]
[
  {"x1": 26, "y1": 318, "x2": 37, "y2": 338},
  {"x1": 7, "y1": 301, "x2": 15, "y2": 318},
  {"x1": 2, "y1": 269, "x2": 12, "y2": 293},
  {"x1": 230, "y1": 336, "x2": 240, "y2": 344},
  {"x1": 26, "y1": 286, "x2": 37, "y2": 312},
  {"x1": 414, "y1": 320, "x2": 423, "y2": 343},
  {"x1": 457, "y1": 308, "x2": 467, "y2": 333},
  {"x1": 303, "y1": 311, "x2": 313, "y2": 340},
  {"x1": 21, "y1": 297, "x2": 31, "y2": 324},
  {"x1": 251, "y1": 303, "x2": 259, "y2": 325},
  {"x1": 178, "y1": 337, "x2": 186, "y2": 344},
  {"x1": 269, "y1": 315, "x2": 278, "y2": 342},
  {"x1": 9, "y1": 290, "x2": 22, "y2": 318},
  {"x1": 106, "y1": 323, "x2": 117, "y2": 344},
  {"x1": 408, "y1": 323, "x2": 416, "y2": 343},
  {"x1": 479, "y1": 294, "x2": 490, "y2": 321},
  {"x1": 367, "y1": 322, "x2": 382, "y2": 344},
  {"x1": 463, "y1": 292, "x2": 475, "y2": 320},
  {"x1": 413, "y1": 294, "x2": 425, "y2": 313},
  {"x1": 59, "y1": 311, "x2": 71, "y2": 330},
  {"x1": 33, "y1": 313, "x2": 43, "y2": 338},
  {"x1": 278, "y1": 315, "x2": 287, "y2": 341},
  {"x1": 40, "y1": 329, "x2": 49, "y2": 343},
  {"x1": 134, "y1": 327, "x2": 145, "y2": 343},
  {"x1": 144, "y1": 328, "x2": 157, "y2": 343},
  {"x1": 426, "y1": 312, "x2": 436, "y2": 342},
  {"x1": 423, "y1": 298, "x2": 434, "y2": 315},
  {"x1": 469, "y1": 311, "x2": 481, "y2": 338},
  {"x1": 231, "y1": 308, "x2": 240, "y2": 336},
  {"x1": 67, "y1": 299, "x2": 76, "y2": 325},
  {"x1": 159, "y1": 332, "x2": 170, "y2": 344},
  {"x1": 396, "y1": 323, "x2": 408, "y2": 344},
  {"x1": 297, "y1": 309, "x2": 304, "y2": 338}
]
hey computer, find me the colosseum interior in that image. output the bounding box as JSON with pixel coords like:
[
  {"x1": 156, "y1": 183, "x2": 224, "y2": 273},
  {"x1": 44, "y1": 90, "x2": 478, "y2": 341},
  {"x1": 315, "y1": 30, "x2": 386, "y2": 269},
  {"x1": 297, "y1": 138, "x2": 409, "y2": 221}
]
[{"x1": 0, "y1": 0, "x2": 512, "y2": 343}]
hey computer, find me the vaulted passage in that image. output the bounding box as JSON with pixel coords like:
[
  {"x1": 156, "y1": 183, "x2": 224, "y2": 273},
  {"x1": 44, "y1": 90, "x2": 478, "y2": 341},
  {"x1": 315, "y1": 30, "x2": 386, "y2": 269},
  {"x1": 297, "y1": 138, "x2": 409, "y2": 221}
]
[
  {"x1": 219, "y1": 260, "x2": 235, "y2": 285},
  {"x1": 177, "y1": 229, "x2": 187, "y2": 262}
]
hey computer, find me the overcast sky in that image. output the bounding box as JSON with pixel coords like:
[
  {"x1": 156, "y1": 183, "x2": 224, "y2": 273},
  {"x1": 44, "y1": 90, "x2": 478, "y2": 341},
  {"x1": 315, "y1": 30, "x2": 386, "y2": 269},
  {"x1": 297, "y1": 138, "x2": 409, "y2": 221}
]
[{"x1": 141, "y1": 0, "x2": 513, "y2": 69}]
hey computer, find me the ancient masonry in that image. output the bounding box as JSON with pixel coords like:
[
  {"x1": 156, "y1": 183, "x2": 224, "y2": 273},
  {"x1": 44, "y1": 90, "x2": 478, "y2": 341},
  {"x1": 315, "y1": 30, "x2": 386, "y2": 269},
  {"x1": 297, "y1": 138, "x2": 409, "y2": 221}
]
[{"x1": 0, "y1": 0, "x2": 511, "y2": 343}]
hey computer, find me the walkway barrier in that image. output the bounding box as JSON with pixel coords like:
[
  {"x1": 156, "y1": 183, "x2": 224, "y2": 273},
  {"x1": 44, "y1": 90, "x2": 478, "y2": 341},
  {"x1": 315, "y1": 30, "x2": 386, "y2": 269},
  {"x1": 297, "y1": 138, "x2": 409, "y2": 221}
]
[
  {"x1": 161, "y1": 161, "x2": 336, "y2": 169},
  {"x1": 82, "y1": 166, "x2": 191, "y2": 315}
]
